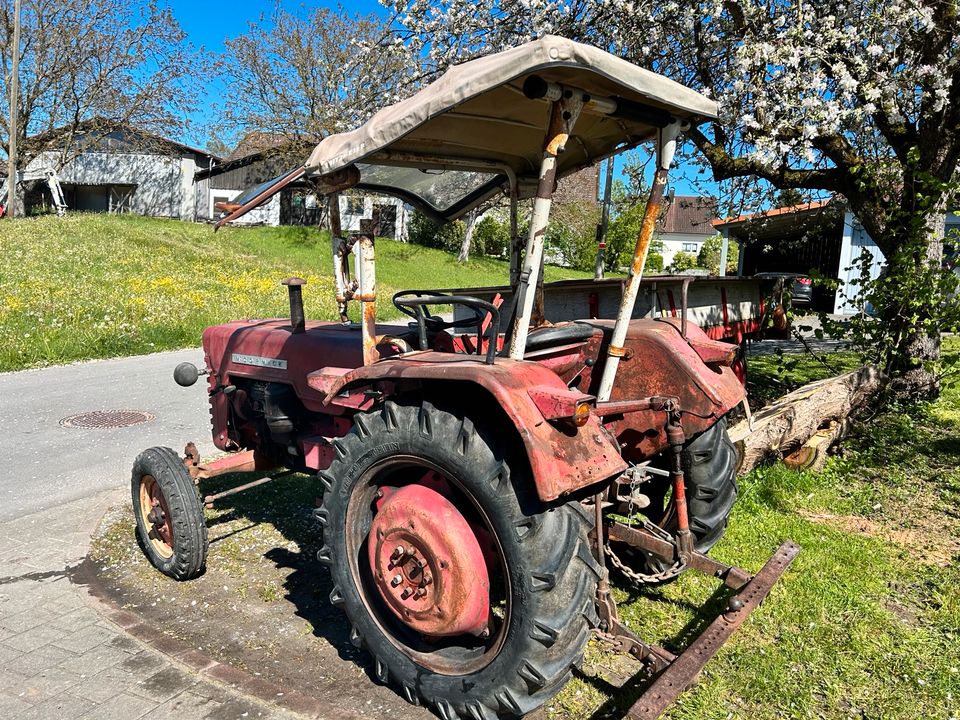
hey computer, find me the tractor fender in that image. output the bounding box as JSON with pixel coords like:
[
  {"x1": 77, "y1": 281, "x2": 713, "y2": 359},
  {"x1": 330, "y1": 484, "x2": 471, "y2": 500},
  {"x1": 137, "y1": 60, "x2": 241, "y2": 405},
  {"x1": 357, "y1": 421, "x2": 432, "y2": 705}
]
[
  {"x1": 582, "y1": 318, "x2": 746, "y2": 461},
  {"x1": 308, "y1": 353, "x2": 627, "y2": 502}
]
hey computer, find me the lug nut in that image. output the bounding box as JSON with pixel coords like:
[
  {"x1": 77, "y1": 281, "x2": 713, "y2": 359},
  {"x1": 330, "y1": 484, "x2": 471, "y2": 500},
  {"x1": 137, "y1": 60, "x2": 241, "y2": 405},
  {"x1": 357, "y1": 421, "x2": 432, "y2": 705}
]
[
  {"x1": 400, "y1": 588, "x2": 412, "y2": 600},
  {"x1": 391, "y1": 574, "x2": 403, "y2": 587},
  {"x1": 422, "y1": 573, "x2": 432, "y2": 586},
  {"x1": 391, "y1": 546, "x2": 405, "y2": 561},
  {"x1": 414, "y1": 588, "x2": 426, "y2": 599}
]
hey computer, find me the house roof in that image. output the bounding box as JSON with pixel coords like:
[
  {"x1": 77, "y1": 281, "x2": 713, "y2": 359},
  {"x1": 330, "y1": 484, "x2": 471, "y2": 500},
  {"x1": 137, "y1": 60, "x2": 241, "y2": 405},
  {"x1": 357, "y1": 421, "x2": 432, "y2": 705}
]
[
  {"x1": 194, "y1": 139, "x2": 314, "y2": 181},
  {"x1": 24, "y1": 118, "x2": 220, "y2": 161},
  {"x1": 713, "y1": 199, "x2": 832, "y2": 229},
  {"x1": 661, "y1": 195, "x2": 717, "y2": 235},
  {"x1": 226, "y1": 132, "x2": 296, "y2": 161}
]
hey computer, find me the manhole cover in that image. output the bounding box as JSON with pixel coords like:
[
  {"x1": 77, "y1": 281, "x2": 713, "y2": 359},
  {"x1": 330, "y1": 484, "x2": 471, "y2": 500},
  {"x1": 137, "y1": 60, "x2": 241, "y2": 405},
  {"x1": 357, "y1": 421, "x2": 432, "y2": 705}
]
[{"x1": 60, "y1": 410, "x2": 155, "y2": 429}]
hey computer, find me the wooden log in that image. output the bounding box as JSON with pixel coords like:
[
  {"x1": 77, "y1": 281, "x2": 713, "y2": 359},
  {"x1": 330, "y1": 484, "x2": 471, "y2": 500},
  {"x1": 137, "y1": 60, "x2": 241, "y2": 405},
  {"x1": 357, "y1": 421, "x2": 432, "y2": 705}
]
[{"x1": 728, "y1": 365, "x2": 882, "y2": 474}]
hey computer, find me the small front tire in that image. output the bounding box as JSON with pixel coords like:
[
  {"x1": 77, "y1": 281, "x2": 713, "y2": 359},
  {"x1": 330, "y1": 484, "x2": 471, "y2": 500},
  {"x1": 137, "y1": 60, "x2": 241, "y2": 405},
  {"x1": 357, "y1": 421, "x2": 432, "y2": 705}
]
[{"x1": 131, "y1": 446, "x2": 208, "y2": 580}]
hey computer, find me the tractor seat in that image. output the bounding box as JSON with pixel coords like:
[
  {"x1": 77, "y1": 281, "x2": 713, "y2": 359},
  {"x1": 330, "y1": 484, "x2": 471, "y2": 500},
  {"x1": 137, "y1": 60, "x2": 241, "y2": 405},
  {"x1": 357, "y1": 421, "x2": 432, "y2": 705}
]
[{"x1": 524, "y1": 322, "x2": 597, "y2": 352}]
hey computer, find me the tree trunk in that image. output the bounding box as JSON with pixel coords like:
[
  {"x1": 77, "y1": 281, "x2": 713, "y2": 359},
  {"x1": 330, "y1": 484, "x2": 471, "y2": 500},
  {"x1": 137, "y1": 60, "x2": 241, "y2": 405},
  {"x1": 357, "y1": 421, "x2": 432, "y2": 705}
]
[
  {"x1": 728, "y1": 365, "x2": 883, "y2": 474},
  {"x1": 885, "y1": 209, "x2": 946, "y2": 400},
  {"x1": 457, "y1": 210, "x2": 478, "y2": 263}
]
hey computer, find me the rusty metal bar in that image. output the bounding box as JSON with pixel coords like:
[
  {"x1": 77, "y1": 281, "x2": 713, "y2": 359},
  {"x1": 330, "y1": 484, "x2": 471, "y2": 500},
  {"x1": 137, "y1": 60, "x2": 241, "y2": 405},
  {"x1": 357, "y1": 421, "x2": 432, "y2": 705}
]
[
  {"x1": 680, "y1": 277, "x2": 691, "y2": 337},
  {"x1": 202, "y1": 470, "x2": 296, "y2": 508},
  {"x1": 625, "y1": 541, "x2": 800, "y2": 719},
  {"x1": 214, "y1": 166, "x2": 306, "y2": 231},
  {"x1": 509, "y1": 89, "x2": 584, "y2": 359},
  {"x1": 607, "y1": 521, "x2": 752, "y2": 590},
  {"x1": 596, "y1": 121, "x2": 684, "y2": 401},
  {"x1": 356, "y1": 232, "x2": 378, "y2": 366},
  {"x1": 509, "y1": 184, "x2": 521, "y2": 289},
  {"x1": 595, "y1": 156, "x2": 615, "y2": 279},
  {"x1": 282, "y1": 277, "x2": 306, "y2": 334}
]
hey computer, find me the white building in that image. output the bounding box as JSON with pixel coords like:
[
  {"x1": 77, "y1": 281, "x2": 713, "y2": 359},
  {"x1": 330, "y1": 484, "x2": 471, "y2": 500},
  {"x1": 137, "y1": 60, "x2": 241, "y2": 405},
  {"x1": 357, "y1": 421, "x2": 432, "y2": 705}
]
[
  {"x1": 658, "y1": 195, "x2": 718, "y2": 267},
  {"x1": 23, "y1": 123, "x2": 217, "y2": 220}
]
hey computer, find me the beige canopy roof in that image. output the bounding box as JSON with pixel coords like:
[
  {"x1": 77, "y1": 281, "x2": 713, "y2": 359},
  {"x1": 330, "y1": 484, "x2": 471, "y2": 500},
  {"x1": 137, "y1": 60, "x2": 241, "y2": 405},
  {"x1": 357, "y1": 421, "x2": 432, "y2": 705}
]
[{"x1": 303, "y1": 36, "x2": 717, "y2": 219}]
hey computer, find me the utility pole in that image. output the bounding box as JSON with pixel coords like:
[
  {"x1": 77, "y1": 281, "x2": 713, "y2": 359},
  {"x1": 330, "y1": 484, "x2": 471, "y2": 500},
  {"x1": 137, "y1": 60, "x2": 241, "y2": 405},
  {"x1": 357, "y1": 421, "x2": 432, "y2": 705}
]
[
  {"x1": 594, "y1": 156, "x2": 615, "y2": 279},
  {"x1": 6, "y1": 0, "x2": 22, "y2": 218}
]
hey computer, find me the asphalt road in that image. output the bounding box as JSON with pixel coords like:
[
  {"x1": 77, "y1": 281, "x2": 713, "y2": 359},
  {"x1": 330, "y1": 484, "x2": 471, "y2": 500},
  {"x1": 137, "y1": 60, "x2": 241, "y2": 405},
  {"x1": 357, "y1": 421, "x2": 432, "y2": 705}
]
[{"x1": 0, "y1": 348, "x2": 216, "y2": 521}]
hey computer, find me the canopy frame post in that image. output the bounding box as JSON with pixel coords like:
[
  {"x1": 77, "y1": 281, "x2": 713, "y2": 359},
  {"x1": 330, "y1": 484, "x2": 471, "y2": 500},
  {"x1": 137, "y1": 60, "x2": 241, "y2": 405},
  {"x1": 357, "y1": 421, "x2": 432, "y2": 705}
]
[
  {"x1": 508, "y1": 90, "x2": 584, "y2": 359},
  {"x1": 508, "y1": 184, "x2": 521, "y2": 289},
  {"x1": 596, "y1": 119, "x2": 686, "y2": 401}
]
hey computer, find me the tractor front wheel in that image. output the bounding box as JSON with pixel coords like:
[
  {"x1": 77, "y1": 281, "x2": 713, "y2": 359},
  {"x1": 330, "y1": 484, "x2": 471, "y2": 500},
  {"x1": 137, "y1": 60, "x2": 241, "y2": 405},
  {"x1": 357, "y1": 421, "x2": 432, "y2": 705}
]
[
  {"x1": 131, "y1": 447, "x2": 208, "y2": 580},
  {"x1": 317, "y1": 400, "x2": 600, "y2": 719}
]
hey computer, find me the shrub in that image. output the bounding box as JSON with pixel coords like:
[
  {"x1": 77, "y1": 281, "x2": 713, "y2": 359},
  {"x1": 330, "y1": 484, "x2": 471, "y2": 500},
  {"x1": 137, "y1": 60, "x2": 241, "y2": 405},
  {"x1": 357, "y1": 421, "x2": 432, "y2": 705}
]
[
  {"x1": 546, "y1": 201, "x2": 602, "y2": 271},
  {"x1": 669, "y1": 251, "x2": 698, "y2": 273},
  {"x1": 697, "y1": 233, "x2": 739, "y2": 274},
  {"x1": 473, "y1": 215, "x2": 511, "y2": 257},
  {"x1": 406, "y1": 211, "x2": 465, "y2": 252}
]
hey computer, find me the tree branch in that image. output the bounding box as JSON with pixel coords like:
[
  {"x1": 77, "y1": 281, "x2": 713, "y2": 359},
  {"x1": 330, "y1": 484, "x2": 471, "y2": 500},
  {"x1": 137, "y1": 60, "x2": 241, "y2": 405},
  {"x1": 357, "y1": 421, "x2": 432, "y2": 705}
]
[{"x1": 689, "y1": 125, "x2": 847, "y2": 192}]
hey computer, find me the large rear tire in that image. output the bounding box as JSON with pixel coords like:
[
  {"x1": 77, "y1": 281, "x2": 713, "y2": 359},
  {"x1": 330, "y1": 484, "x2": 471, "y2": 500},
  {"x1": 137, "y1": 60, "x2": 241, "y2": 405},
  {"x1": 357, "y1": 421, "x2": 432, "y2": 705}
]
[{"x1": 317, "y1": 400, "x2": 600, "y2": 719}]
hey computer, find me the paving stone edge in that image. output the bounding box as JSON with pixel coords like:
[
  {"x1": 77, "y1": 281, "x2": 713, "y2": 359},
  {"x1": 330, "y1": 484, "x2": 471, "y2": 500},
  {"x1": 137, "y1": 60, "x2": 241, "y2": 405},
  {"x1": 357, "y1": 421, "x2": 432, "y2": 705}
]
[{"x1": 71, "y1": 497, "x2": 341, "y2": 720}]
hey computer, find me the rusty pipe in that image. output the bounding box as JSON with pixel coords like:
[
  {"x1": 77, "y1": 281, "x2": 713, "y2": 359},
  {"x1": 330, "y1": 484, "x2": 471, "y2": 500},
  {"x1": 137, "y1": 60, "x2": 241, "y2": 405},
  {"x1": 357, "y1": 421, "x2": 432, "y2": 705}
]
[
  {"x1": 356, "y1": 234, "x2": 378, "y2": 366},
  {"x1": 509, "y1": 90, "x2": 584, "y2": 359},
  {"x1": 329, "y1": 193, "x2": 352, "y2": 323},
  {"x1": 282, "y1": 277, "x2": 306, "y2": 334},
  {"x1": 596, "y1": 120, "x2": 684, "y2": 401}
]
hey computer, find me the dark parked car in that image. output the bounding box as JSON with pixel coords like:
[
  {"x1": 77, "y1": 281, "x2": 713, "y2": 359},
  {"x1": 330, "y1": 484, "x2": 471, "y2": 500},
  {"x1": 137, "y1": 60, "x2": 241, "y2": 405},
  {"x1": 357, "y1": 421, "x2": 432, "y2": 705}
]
[{"x1": 754, "y1": 272, "x2": 814, "y2": 308}]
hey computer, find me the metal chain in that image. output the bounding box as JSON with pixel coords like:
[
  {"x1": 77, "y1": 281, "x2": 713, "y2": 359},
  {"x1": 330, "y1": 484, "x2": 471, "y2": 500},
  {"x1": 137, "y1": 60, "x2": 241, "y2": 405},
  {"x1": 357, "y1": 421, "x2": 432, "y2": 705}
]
[{"x1": 605, "y1": 467, "x2": 685, "y2": 586}]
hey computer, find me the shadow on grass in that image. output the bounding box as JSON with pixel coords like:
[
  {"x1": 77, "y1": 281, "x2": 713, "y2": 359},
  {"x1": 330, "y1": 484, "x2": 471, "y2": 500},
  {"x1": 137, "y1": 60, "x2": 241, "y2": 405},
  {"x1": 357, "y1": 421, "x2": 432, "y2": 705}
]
[
  {"x1": 578, "y1": 582, "x2": 735, "y2": 720},
  {"x1": 196, "y1": 470, "x2": 754, "y2": 717},
  {"x1": 196, "y1": 473, "x2": 364, "y2": 671}
]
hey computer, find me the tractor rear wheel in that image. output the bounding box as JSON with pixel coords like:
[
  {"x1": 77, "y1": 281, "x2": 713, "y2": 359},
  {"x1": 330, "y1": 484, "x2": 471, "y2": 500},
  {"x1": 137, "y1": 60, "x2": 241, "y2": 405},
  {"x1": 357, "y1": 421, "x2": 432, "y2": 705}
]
[
  {"x1": 131, "y1": 447, "x2": 208, "y2": 580},
  {"x1": 609, "y1": 418, "x2": 738, "y2": 586},
  {"x1": 317, "y1": 400, "x2": 600, "y2": 720}
]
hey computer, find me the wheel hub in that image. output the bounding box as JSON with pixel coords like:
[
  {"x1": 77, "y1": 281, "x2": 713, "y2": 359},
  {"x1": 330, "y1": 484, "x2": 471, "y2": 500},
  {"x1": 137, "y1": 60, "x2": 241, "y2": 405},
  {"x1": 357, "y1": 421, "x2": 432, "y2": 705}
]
[
  {"x1": 368, "y1": 483, "x2": 490, "y2": 637},
  {"x1": 139, "y1": 476, "x2": 173, "y2": 555}
]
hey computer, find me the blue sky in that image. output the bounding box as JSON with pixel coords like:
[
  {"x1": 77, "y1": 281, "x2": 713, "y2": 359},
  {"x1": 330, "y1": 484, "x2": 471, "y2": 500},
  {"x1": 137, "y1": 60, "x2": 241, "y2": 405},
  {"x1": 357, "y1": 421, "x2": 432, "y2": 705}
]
[
  {"x1": 167, "y1": 0, "x2": 710, "y2": 197},
  {"x1": 169, "y1": 0, "x2": 386, "y2": 55},
  {"x1": 168, "y1": 0, "x2": 387, "y2": 147}
]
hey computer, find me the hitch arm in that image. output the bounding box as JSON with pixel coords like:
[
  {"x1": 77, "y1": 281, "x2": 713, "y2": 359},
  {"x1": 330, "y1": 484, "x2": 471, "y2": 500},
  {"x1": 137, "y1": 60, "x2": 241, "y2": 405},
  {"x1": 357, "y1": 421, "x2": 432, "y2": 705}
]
[{"x1": 626, "y1": 541, "x2": 800, "y2": 719}]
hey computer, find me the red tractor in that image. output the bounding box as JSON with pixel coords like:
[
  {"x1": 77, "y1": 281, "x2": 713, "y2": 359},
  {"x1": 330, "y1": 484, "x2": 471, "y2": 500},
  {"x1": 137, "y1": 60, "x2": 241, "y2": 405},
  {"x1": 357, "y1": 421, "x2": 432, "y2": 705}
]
[{"x1": 132, "y1": 36, "x2": 796, "y2": 720}]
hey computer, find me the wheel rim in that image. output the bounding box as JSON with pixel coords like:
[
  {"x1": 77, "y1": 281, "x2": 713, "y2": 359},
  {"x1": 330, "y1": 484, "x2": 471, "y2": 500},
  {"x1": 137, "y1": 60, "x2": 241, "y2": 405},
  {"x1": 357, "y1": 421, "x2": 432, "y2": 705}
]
[
  {"x1": 344, "y1": 456, "x2": 511, "y2": 676},
  {"x1": 138, "y1": 475, "x2": 174, "y2": 559}
]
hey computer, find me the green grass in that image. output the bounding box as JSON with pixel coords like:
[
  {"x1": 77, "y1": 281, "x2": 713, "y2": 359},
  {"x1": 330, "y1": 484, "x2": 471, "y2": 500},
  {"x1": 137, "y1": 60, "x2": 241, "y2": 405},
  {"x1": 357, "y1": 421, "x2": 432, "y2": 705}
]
[
  {"x1": 0, "y1": 213, "x2": 591, "y2": 371},
  {"x1": 550, "y1": 337, "x2": 960, "y2": 719}
]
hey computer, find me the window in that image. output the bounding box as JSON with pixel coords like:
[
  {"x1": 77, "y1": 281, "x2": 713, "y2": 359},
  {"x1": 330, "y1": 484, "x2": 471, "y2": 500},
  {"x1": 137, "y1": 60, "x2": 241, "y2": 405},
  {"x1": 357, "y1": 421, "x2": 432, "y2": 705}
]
[
  {"x1": 212, "y1": 195, "x2": 232, "y2": 217},
  {"x1": 682, "y1": 242, "x2": 699, "y2": 252},
  {"x1": 345, "y1": 196, "x2": 365, "y2": 215}
]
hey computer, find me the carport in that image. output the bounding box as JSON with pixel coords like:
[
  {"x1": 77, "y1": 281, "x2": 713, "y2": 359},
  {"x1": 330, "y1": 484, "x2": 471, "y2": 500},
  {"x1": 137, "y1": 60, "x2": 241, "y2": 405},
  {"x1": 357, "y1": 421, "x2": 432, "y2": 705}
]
[{"x1": 715, "y1": 201, "x2": 847, "y2": 313}]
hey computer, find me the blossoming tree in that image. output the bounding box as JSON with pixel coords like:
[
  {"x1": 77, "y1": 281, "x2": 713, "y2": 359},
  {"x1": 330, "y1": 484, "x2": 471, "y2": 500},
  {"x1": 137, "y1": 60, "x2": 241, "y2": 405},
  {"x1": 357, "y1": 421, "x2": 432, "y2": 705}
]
[{"x1": 387, "y1": 0, "x2": 960, "y2": 397}]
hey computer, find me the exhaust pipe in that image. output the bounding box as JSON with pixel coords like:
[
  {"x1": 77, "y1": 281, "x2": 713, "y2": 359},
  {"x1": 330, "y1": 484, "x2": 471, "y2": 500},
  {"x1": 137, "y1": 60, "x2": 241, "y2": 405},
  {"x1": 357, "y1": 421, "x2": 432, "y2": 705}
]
[{"x1": 282, "y1": 277, "x2": 306, "y2": 334}]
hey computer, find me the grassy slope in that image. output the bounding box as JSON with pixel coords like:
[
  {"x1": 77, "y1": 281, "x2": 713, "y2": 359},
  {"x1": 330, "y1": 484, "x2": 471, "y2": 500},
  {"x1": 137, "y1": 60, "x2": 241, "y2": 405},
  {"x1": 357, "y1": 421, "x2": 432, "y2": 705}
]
[
  {"x1": 550, "y1": 339, "x2": 960, "y2": 719},
  {"x1": 0, "y1": 214, "x2": 591, "y2": 371}
]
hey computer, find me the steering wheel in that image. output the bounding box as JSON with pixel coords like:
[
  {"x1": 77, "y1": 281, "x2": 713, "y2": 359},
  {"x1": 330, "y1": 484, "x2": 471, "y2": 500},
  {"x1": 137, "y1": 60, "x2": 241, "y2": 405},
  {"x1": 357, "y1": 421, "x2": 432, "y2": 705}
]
[
  {"x1": 392, "y1": 291, "x2": 501, "y2": 364},
  {"x1": 392, "y1": 291, "x2": 487, "y2": 330}
]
